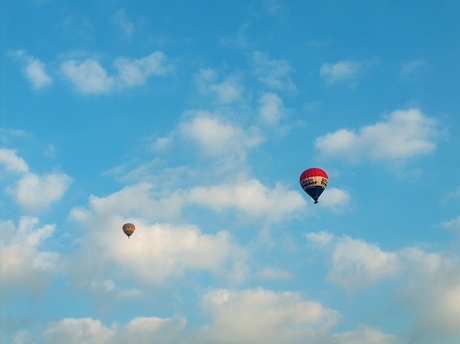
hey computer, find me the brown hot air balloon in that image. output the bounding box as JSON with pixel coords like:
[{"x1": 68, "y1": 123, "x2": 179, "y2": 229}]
[{"x1": 122, "y1": 223, "x2": 135, "y2": 239}]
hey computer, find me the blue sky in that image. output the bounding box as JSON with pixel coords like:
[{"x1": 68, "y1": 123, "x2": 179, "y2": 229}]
[{"x1": 1, "y1": 1, "x2": 460, "y2": 343}]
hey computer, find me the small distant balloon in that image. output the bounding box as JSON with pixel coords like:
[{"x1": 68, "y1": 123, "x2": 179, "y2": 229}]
[
  {"x1": 299, "y1": 168, "x2": 328, "y2": 204},
  {"x1": 122, "y1": 223, "x2": 135, "y2": 238}
]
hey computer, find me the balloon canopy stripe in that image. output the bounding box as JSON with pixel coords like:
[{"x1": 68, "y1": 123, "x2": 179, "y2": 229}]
[{"x1": 299, "y1": 168, "x2": 328, "y2": 180}]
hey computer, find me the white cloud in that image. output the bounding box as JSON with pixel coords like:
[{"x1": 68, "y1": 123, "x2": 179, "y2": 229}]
[
  {"x1": 317, "y1": 187, "x2": 351, "y2": 211},
  {"x1": 0, "y1": 148, "x2": 72, "y2": 213},
  {"x1": 307, "y1": 233, "x2": 401, "y2": 291},
  {"x1": 7, "y1": 50, "x2": 163, "y2": 94},
  {"x1": 112, "y1": 9, "x2": 135, "y2": 39},
  {"x1": 220, "y1": 22, "x2": 251, "y2": 48},
  {"x1": 306, "y1": 231, "x2": 334, "y2": 248},
  {"x1": 24, "y1": 58, "x2": 53, "y2": 89},
  {"x1": 252, "y1": 51, "x2": 296, "y2": 91},
  {"x1": 443, "y1": 215, "x2": 460, "y2": 243},
  {"x1": 195, "y1": 68, "x2": 245, "y2": 104},
  {"x1": 179, "y1": 111, "x2": 263, "y2": 158},
  {"x1": 114, "y1": 52, "x2": 172, "y2": 88},
  {"x1": 201, "y1": 288, "x2": 340, "y2": 343},
  {"x1": 399, "y1": 59, "x2": 426, "y2": 77},
  {"x1": 88, "y1": 279, "x2": 143, "y2": 299},
  {"x1": 116, "y1": 316, "x2": 188, "y2": 344},
  {"x1": 61, "y1": 59, "x2": 114, "y2": 94},
  {"x1": 255, "y1": 267, "x2": 293, "y2": 280},
  {"x1": 307, "y1": 232, "x2": 460, "y2": 341},
  {"x1": 41, "y1": 316, "x2": 189, "y2": 344},
  {"x1": 9, "y1": 172, "x2": 73, "y2": 213},
  {"x1": 329, "y1": 237, "x2": 400, "y2": 291},
  {"x1": 257, "y1": 92, "x2": 286, "y2": 126},
  {"x1": 320, "y1": 59, "x2": 374, "y2": 86},
  {"x1": 10, "y1": 50, "x2": 52, "y2": 89},
  {"x1": 332, "y1": 326, "x2": 404, "y2": 344},
  {"x1": 187, "y1": 179, "x2": 306, "y2": 222},
  {"x1": 0, "y1": 148, "x2": 29, "y2": 173},
  {"x1": 43, "y1": 318, "x2": 113, "y2": 344},
  {"x1": 0, "y1": 217, "x2": 60, "y2": 302},
  {"x1": 69, "y1": 195, "x2": 250, "y2": 285},
  {"x1": 399, "y1": 247, "x2": 460, "y2": 340},
  {"x1": 60, "y1": 51, "x2": 173, "y2": 94},
  {"x1": 315, "y1": 108, "x2": 438, "y2": 163},
  {"x1": 18, "y1": 308, "x2": 408, "y2": 344},
  {"x1": 443, "y1": 215, "x2": 460, "y2": 232}
]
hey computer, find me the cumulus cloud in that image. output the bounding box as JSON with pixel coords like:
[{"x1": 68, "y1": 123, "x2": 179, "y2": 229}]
[
  {"x1": 320, "y1": 59, "x2": 375, "y2": 86},
  {"x1": 69, "y1": 193, "x2": 250, "y2": 285},
  {"x1": 331, "y1": 326, "x2": 404, "y2": 344},
  {"x1": 179, "y1": 111, "x2": 263, "y2": 159},
  {"x1": 12, "y1": 304, "x2": 407, "y2": 344},
  {"x1": 399, "y1": 247, "x2": 460, "y2": 340},
  {"x1": 0, "y1": 217, "x2": 60, "y2": 302},
  {"x1": 187, "y1": 179, "x2": 306, "y2": 222},
  {"x1": 60, "y1": 51, "x2": 172, "y2": 94},
  {"x1": 315, "y1": 108, "x2": 438, "y2": 163},
  {"x1": 0, "y1": 148, "x2": 72, "y2": 213},
  {"x1": 9, "y1": 49, "x2": 52, "y2": 89},
  {"x1": 330, "y1": 237, "x2": 400, "y2": 291},
  {"x1": 61, "y1": 59, "x2": 115, "y2": 94},
  {"x1": 41, "y1": 316, "x2": 189, "y2": 344},
  {"x1": 307, "y1": 232, "x2": 460, "y2": 341},
  {"x1": 252, "y1": 51, "x2": 296, "y2": 91},
  {"x1": 200, "y1": 288, "x2": 340, "y2": 343},
  {"x1": 306, "y1": 232, "x2": 400, "y2": 291},
  {"x1": 9, "y1": 172, "x2": 73, "y2": 213},
  {"x1": 43, "y1": 318, "x2": 114, "y2": 344}
]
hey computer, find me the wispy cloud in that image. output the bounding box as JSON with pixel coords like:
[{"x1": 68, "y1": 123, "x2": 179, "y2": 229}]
[
  {"x1": 252, "y1": 51, "x2": 296, "y2": 91},
  {"x1": 60, "y1": 51, "x2": 173, "y2": 94},
  {"x1": 111, "y1": 9, "x2": 135, "y2": 39},
  {"x1": 399, "y1": 59, "x2": 426, "y2": 78},
  {"x1": 195, "y1": 68, "x2": 245, "y2": 104},
  {"x1": 257, "y1": 92, "x2": 286, "y2": 126},
  {"x1": 9, "y1": 50, "x2": 52, "y2": 89},
  {"x1": 320, "y1": 59, "x2": 376, "y2": 86}
]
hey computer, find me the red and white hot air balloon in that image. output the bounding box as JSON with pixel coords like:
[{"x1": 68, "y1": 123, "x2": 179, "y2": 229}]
[{"x1": 299, "y1": 168, "x2": 328, "y2": 204}]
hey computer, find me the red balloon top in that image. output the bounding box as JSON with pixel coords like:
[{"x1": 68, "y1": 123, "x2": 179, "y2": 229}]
[{"x1": 299, "y1": 168, "x2": 328, "y2": 181}]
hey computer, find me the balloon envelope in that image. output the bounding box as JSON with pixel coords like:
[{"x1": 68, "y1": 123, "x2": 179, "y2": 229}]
[
  {"x1": 299, "y1": 168, "x2": 328, "y2": 204},
  {"x1": 122, "y1": 223, "x2": 135, "y2": 238}
]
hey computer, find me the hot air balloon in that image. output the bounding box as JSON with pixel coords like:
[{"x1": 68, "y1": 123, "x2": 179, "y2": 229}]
[
  {"x1": 122, "y1": 223, "x2": 135, "y2": 238},
  {"x1": 299, "y1": 168, "x2": 328, "y2": 204}
]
